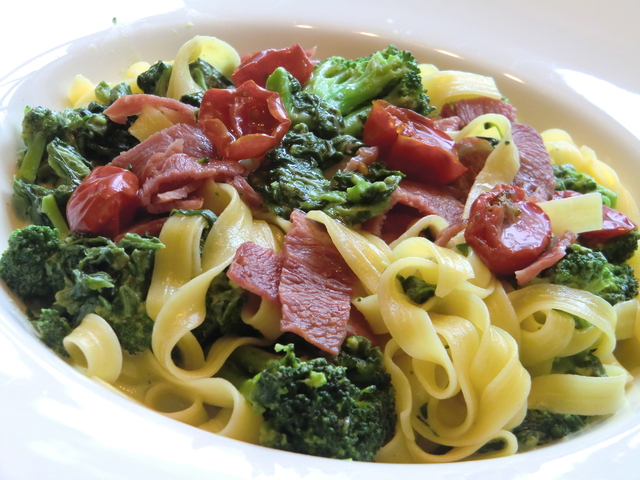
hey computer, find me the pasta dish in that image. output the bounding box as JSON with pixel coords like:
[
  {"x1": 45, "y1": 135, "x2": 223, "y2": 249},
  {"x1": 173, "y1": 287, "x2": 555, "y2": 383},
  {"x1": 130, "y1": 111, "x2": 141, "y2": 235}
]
[{"x1": 2, "y1": 35, "x2": 640, "y2": 463}]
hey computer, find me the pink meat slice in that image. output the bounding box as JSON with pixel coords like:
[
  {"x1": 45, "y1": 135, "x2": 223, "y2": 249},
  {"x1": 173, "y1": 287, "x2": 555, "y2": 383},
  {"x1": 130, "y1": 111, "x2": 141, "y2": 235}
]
[
  {"x1": 392, "y1": 180, "x2": 465, "y2": 224},
  {"x1": 138, "y1": 153, "x2": 245, "y2": 211},
  {"x1": 511, "y1": 123, "x2": 556, "y2": 201},
  {"x1": 515, "y1": 231, "x2": 577, "y2": 285},
  {"x1": 104, "y1": 94, "x2": 197, "y2": 125},
  {"x1": 110, "y1": 123, "x2": 217, "y2": 175},
  {"x1": 279, "y1": 210, "x2": 356, "y2": 354},
  {"x1": 228, "y1": 176, "x2": 263, "y2": 210},
  {"x1": 228, "y1": 242, "x2": 284, "y2": 304},
  {"x1": 440, "y1": 97, "x2": 517, "y2": 128},
  {"x1": 364, "y1": 179, "x2": 465, "y2": 243}
]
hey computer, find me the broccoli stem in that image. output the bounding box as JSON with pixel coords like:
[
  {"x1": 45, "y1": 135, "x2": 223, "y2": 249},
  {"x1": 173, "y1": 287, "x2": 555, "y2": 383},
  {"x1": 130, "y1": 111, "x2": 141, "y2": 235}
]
[
  {"x1": 41, "y1": 194, "x2": 69, "y2": 237},
  {"x1": 17, "y1": 134, "x2": 46, "y2": 183},
  {"x1": 218, "y1": 346, "x2": 280, "y2": 398},
  {"x1": 265, "y1": 67, "x2": 294, "y2": 113}
]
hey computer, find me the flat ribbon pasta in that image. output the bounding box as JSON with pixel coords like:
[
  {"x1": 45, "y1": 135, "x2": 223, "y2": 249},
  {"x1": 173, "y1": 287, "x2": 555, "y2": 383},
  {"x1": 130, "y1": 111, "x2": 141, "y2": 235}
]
[{"x1": 63, "y1": 313, "x2": 123, "y2": 383}]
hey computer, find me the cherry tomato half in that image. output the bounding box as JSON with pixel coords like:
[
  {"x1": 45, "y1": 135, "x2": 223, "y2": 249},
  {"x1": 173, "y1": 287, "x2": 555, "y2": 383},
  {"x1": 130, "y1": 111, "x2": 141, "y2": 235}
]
[
  {"x1": 465, "y1": 184, "x2": 552, "y2": 276},
  {"x1": 362, "y1": 100, "x2": 466, "y2": 185},
  {"x1": 232, "y1": 44, "x2": 314, "y2": 88},
  {"x1": 198, "y1": 80, "x2": 291, "y2": 161},
  {"x1": 67, "y1": 166, "x2": 140, "y2": 239}
]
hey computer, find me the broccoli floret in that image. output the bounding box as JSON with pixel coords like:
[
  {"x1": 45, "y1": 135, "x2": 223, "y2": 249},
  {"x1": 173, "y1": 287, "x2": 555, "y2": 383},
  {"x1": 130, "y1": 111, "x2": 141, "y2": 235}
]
[
  {"x1": 551, "y1": 349, "x2": 606, "y2": 377},
  {"x1": 13, "y1": 139, "x2": 90, "y2": 232},
  {"x1": 56, "y1": 106, "x2": 139, "y2": 164},
  {"x1": 17, "y1": 107, "x2": 62, "y2": 183},
  {"x1": 581, "y1": 229, "x2": 640, "y2": 264},
  {"x1": 189, "y1": 58, "x2": 233, "y2": 90},
  {"x1": 137, "y1": 60, "x2": 173, "y2": 96},
  {"x1": 381, "y1": 70, "x2": 433, "y2": 115},
  {"x1": 220, "y1": 336, "x2": 396, "y2": 461},
  {"x1": 250, "y1": 127, "x2": 402, "y2": 224},
  {"x1": 138, "y1": 59, "x2": 232, "y2": 105},
  {"x1": 0, "y1": 225, "x2": 65, "y2": 301},
  {"x1": 30, "y1": 308, "x2": 72, "y2": 357},
  {"x1": 396, "y1": 274, "x2": 437, "y2": 304},
  {"x1": 191, "y1": 269, "x2": 261, "y2": 350},
  {"x1": 341, "y1": 70, "x2": 434, "y2": 138},
  {"x1": 16, "y1": 103, "x2": 138, "y2": 183},
  {"x1": 541, "y1": 244, "x2": 638, "y2": 305},
  {"x1": 45, "y1": 138, "x2": 92, "y2": 187},
  {"x1": 0, "y1": 227, "x2": 163, "y2": 355},
  {"x1": 322, "y1": 163, "x2": 404, "y2": 225},
  {"x1": 12, "y1": 178, "x2": 73, "y2": 230},
  {"x1": 266, "y1": 67, "x2": 345, "y2": 139},
  {"x1": 552, "y1": 164, "x2": 618, "y2": 208},
  {"x1": 94, "y1": 81, "x2": 133, "y2": 106},
  {"x1": 305, "y1": 45, "x2": 430, "y2": 117},
  {"x1": 512, "y1": 409, "x2": 591, "y2": 451}
]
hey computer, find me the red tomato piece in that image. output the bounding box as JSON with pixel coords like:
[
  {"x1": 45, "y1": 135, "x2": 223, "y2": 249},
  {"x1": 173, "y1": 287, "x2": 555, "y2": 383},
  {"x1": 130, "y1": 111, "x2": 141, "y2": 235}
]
[
  {"x1": 198, "y1": 80, "x2": 291, "y2": 161},
  {"x1": 554, "y1": 190, "x2": 637, "y2": 239},
  {"x1": 232, "y1": 44, "x2": 314, "y2": 88},
  {"x1": 465, "y1": 184, "x2": 552, "y2": 276},
  {"x1": 67, "y1": 166, "x2": 140, "y2": 239},
  {"x1": 362, "y1": 100, "x2": 466, "y2": 185},
  {"x1": 581, "y1": 207, "x2": 637, "y2": 239}
]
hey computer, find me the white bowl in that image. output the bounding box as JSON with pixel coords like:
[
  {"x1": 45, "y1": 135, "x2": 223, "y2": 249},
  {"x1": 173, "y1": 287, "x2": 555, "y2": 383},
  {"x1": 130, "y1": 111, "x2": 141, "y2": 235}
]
[{"x1": 2, "y1": 1, "x2": 640, "y2": 478}]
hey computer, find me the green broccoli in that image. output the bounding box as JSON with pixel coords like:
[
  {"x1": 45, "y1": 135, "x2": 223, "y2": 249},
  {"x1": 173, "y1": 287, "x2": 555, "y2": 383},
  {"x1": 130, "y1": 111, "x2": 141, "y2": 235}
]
[
  {"x1": 0, "y1": 225, "x2": 65, "y2": 302},
  {"x1": 56, "y1": 105, "x2": 139, "y2": 164},
  {"x1": 12, "y1": 178, "x2": 72, "y2": 230},
  {"x1": 17, "y1": 106, "x2": 62, "y2": 182},
  {"x1": 581, "y1": 229, "x2": 640, "y2": 265},
  {"x1": 540, "y1": 244, "x2": 638, "y2": 305},
  {"x1": 250, "y1": 127, "x2": 402, "y2": 224},
  {"x1": 397, "y1": 274, "x2": 437, "y2": 304},
  {"x1": 191, "y1": 269, "x2": 261, "y2": 350},
  {"x1": 322, "y1": 163, "x2": 404, "y2": 225},
  {"x1": 138, "y1": 59, "x2": 232, "y2": 106},
  {"x1": 13, "y1": 139, "x2": 90, "y2": 231},
  {"x1": 219, "y1": 336, "x2": 396, "y2": 461},
  {"x1": 189, "y1": 58, "x2": 233, "y2": 91},
  {"x1": 94, "y1": 81, "x2": 133, "y2": 106},
  {"x1": 137, "y1": 60, "x2": 173, "y2": 96},
  {"x1": 266, "y1": 67, "x2": 345, "y2": 139},
  {"x1": 304, "y1": 45, "x2": 430, "y2": 117},
  {"x1": 0, "y1": 226, "x2": 163, "y2": 355},
  {"x1": 551, "y1": 349, "x2": 606, "y2": 377},
  {"x1": 30, "y1": 308, "x2": 72, "y2": 357},
  {"x1": 512, "y1": 409, "x2": 591, "y2": 451},
  {"x1": 339, "y1": 69, "x2": 435, "y2": 138},
  {"x1": 17, "y1": 103, "x2": 138, "y2": 182},
  {"x1": 552, "y1": 164, "x2": 618, "y2": 208},
  {"x1": 45, "y1": 138, "x2": 92, "y2": 187}
]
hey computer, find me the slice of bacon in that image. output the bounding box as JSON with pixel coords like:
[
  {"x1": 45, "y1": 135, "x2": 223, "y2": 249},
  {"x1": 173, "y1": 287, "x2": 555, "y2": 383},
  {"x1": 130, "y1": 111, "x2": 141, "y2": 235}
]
[
  {"x1": 278, "y1": 210, "x2": 356, "y2": 354},
  {"x1": 228, "y1": 242, "x2": 284, "y2": 304},
  {"x1": 515, "y1": 231, "x2": 577, "y2": 285},
  {"x1": 104, "y1": 94, "x2": 197, "y2": 125},
  {"x1": 440, "y1": 97, "x2": 517, "y2": 128}
]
